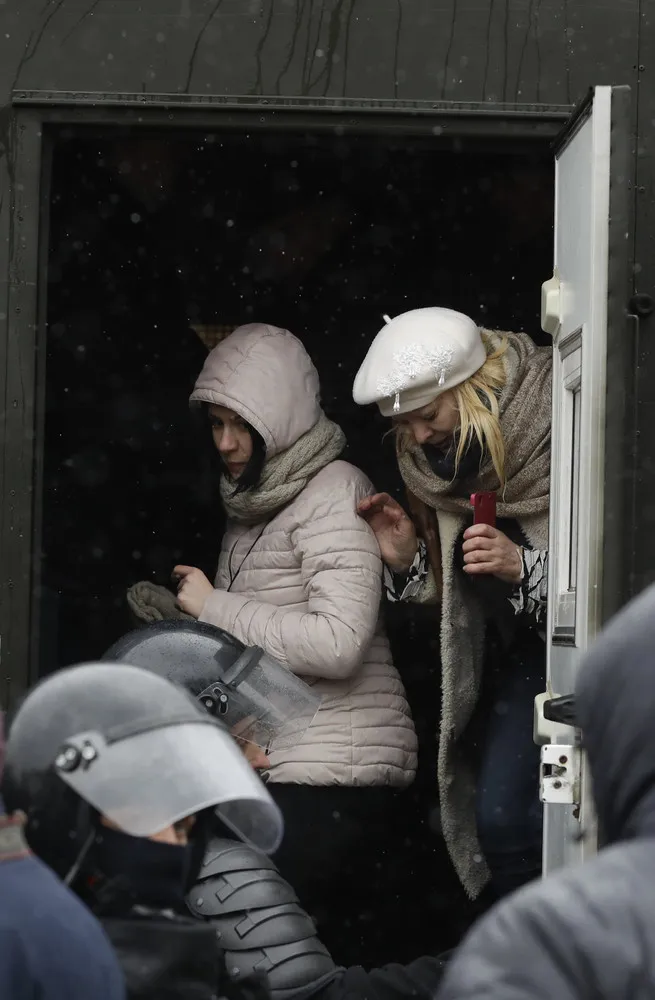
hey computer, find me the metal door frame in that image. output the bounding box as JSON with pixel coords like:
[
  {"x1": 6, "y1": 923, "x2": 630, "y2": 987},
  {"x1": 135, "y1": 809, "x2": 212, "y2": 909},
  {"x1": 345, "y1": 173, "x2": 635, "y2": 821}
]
[{"x1": 1, "y1": 92, "x2": 568, "y2": 704}]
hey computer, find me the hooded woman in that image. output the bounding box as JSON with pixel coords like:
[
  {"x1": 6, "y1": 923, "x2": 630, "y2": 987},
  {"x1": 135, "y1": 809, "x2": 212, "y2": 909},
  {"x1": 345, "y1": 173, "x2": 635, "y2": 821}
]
[
  {"x1": 353, "y1": 307, "x2": 551, "y2": 903},
  {"x1": 171, "y1": 322, "x2": 417, "y2": 964}
]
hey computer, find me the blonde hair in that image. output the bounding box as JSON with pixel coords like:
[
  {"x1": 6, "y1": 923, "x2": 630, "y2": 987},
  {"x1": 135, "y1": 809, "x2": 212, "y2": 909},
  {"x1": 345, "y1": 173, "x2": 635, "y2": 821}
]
[
  {"x1": 396, "y1": 332, "x2": 508, "y2": 487},
  {"x1": 452, "y1": 333, "x2": 508, "y2": 487}
]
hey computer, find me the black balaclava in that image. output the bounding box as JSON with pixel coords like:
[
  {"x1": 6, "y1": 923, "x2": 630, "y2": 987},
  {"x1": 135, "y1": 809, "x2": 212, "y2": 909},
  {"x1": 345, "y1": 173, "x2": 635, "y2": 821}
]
[
  {"x1": 93, "y1": 811, "x2": 212, "y2": 910},
  {"x1": 576, "y1": 583, "x2": 655, "y2": 846}
]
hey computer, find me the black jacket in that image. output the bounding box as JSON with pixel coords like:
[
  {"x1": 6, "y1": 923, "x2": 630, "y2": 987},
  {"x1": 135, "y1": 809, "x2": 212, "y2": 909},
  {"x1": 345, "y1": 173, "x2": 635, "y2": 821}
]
[
  {"x1": 324, "y1": 957, "x2": 449, "y2": 1000},
  {"x1": 89, "y1": 863, "x2": 272, "y2": 1000},
  {"x1": 437, "y1": 582, "x2": 655, "y2": 999},
  {"x1": 102, "y1": 908, "x2": 272, "y2": 1000}
]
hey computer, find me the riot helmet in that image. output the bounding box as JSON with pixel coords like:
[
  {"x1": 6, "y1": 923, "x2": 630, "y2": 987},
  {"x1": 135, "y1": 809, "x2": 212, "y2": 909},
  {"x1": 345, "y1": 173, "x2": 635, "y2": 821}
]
[
  {"x1": 2, "y1": 663, "x2": 284, "y2": 881},
  {"x1": 103, "y1": 619, "x2": 321, "y2": 752}
]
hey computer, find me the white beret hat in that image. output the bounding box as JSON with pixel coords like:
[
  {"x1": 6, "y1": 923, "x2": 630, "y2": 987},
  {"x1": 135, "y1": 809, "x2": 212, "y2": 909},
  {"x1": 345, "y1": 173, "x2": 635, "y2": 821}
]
[{"x1": 353, "y1": 307, "x2": 487, "y2": 417}]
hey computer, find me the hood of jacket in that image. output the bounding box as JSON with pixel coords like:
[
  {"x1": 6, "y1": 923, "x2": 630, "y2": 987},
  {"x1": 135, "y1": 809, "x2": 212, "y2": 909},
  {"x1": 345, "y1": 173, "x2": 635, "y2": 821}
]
[
  {"x1": 190, "y1": 323, "x2": 321, "y2": 459},
  {"x1": 576, "y1": 583, "x2": 655, "y2": 845}
]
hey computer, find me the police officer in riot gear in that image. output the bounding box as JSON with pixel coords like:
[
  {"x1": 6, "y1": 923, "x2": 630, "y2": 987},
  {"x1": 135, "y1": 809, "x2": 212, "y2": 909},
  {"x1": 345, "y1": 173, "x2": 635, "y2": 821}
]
[
  {"x1": 0, "y1": 710, "x2": 125, "y2": 1000},
  {"x1": 2, "y1": 661, "x2": 285, "y2": 1000},
  {"x1": 103, "y1": 621, "x2": 450, "y2": 1000}
]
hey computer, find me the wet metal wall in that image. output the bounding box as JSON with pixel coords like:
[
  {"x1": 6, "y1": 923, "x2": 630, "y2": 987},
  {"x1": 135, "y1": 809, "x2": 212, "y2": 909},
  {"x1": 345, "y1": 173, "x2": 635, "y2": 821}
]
[
  {"x1": 0, "y1": 1, "x2": 641, "y2": 103},
  {"x1": 0, "y1": 0, "x2": 650, "y2": 702}
]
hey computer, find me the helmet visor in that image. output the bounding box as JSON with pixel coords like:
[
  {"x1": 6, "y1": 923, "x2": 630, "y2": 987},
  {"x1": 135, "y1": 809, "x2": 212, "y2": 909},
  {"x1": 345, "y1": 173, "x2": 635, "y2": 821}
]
[
  {"x1": 54, "y1": 718, "x2": 283, "y2": 853},
  {"x1": 204, "y1": 647, "x2": 321, "y2": 751}
]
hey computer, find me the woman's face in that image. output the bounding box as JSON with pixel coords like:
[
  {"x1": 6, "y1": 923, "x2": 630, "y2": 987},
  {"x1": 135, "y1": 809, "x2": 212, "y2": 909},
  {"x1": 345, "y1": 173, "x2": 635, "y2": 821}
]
[
  {"x1": 393, "y1": 390, "x2": 459, "y2": 448},
  {"x1": 209, "y1": 404, "x2": 254, "y2": 479}
]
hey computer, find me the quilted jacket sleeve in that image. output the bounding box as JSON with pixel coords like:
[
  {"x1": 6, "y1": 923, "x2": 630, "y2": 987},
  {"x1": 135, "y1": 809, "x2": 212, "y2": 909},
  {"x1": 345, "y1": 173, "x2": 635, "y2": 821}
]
[
  {"x1": 438, "y1": 908, "x2": 577, "y2": 1000},
  {"x1": 436, "y1": 864, "x2": 625, "y2": 1000},
  {"x1": 199, "y1": 473, "x2": 382, "y2": 680}
]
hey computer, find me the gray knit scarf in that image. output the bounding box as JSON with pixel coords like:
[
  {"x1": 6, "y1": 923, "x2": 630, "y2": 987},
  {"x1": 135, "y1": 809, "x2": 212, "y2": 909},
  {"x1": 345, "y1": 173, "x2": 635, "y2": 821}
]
[
  {"x1": 398, "y1": 331, "x2": 552, "y2": 898},
  {"x1": 221, "y1": 412, "x2": 346, "y2": 525}
]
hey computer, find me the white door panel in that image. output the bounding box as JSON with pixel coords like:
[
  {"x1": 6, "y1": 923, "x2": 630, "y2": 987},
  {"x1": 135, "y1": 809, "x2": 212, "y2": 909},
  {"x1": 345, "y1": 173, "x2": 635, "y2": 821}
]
[{"x1": 541, "y1": 85, "x2": 629, "y2": 875}]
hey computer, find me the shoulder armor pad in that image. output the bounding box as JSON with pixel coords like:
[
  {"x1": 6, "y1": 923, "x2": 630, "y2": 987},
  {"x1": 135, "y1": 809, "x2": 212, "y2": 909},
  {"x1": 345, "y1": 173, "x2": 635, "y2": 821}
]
[
  {"x1": 187, "y1": 838, "x2": 339, "y2": 1000},
  {"x1": 200, "y1": 839, "x2": 279, "y2": 879},
  {"x1": 189, "y1": 864, "x2": 298, "y2": 916}
]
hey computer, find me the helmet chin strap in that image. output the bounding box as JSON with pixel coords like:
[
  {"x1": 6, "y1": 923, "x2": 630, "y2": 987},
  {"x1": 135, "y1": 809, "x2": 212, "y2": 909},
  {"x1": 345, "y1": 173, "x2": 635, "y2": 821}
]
[
  {"x1": 63, "y1": 799, "x2": 97, "y2": 887},
  {"x1": 64, "y1": 827, "x2": 96, "y2": 887}
]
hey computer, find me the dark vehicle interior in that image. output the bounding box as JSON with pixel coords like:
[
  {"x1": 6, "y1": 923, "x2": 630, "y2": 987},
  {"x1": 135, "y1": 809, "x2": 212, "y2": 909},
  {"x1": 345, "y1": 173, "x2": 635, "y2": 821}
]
[{"x1": 40, "y1": 126, "x2": 554, "y2": 959}]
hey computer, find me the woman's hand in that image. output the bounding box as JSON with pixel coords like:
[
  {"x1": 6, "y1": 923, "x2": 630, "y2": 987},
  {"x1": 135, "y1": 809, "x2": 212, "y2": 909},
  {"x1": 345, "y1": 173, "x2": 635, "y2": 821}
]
[
  {"x1": 357, "y1": 493, "x2": 419, "y2": 573},
  {"x1": 173, "y1": 565, "x2": 215, "y2": 619},
  {"x1": 462, "y1": 525, "x2": 523, "y2": 584}
]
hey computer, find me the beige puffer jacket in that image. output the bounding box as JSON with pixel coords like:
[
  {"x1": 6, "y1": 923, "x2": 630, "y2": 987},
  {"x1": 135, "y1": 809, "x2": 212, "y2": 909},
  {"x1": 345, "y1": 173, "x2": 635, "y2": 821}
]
[{"x1": 192, "y1": 324, "x2": 417, "y2": 787}]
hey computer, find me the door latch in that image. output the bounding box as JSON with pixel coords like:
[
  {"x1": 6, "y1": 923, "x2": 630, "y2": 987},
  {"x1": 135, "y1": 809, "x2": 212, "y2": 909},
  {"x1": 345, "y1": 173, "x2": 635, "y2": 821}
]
[
  {"x1": 535, "y1": 692, "x2": 581, "y2": 805},
  {"x1": 540, "y1": 744, "x2": 581, "y2": 804}
]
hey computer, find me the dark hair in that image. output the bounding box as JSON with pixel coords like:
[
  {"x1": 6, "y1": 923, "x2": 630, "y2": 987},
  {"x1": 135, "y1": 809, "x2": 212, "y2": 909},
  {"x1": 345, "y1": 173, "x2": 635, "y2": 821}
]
[
  {"x1": 228, "y1": 423, "x2": 266, "y2": 494},
  {"x1": 201, "y1": 403, "x2": 266, "y2": 493}
]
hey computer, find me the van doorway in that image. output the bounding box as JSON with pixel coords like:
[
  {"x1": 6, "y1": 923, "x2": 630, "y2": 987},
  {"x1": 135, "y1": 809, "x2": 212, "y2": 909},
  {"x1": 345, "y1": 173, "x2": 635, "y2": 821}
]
[{"x1": 40, "y1": 125, "x2": 554, "y2": 957}]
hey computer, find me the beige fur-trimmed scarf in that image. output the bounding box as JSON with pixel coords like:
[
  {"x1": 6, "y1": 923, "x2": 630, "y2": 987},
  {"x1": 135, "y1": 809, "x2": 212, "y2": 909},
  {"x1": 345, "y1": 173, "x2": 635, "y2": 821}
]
[
  {"x1": 398, "y1": 330, "x2": 552, "y2": 898},
  {"x1": 221, "y1": 412, "x2": 346, "y2": 525}
]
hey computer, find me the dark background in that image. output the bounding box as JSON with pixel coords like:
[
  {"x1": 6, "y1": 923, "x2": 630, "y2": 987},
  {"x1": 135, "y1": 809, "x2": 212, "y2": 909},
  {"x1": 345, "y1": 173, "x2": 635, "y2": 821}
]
[{"x1": 39, "y1": 128, "x2": 553, "y2": 955}]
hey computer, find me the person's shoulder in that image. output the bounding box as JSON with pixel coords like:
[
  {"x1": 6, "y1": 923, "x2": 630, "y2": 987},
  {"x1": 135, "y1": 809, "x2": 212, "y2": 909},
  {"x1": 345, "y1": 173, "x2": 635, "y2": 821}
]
[
  {"x1": 442, "y1": 847, "x2": 653, "y2": 998},
  {"x1": 569, "y1": 838, "x2": 655, "y2": 911},
  {"x1": 0, "y1": 855, "x2": 124, "y2": 997},
  {"x1": 290, "y1": 461, "x2": 376, "y2": 530},
  {"x1": 507, "y1": 330, "x2": 552, "y2": 363},
  {"x1": 307, "y1": 460, "x2": 373, "y2": 497},
  {"x1": 0, "y1": 852, "x2": 64, "y2": 904},
  {"x1": 2, "y1": 853, "x2": 112, "y2": 938},
  {"x1": 474, "y1": 847, "x2": 636, "y2": 933}
]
